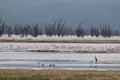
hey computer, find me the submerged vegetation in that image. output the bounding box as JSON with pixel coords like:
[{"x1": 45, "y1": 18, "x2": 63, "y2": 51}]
[{"x1": 0, "y1": 18, "x2": 120, "y2": 38}]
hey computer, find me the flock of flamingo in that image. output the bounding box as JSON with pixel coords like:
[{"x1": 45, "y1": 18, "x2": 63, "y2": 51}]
[{"x1": 0, "y1": 44, "x2": 120, "y2": 53}]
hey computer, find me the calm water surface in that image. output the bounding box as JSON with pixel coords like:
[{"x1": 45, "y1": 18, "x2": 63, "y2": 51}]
[{"x1": 0, "y1": 52, "x2": 120, "y2": 70}]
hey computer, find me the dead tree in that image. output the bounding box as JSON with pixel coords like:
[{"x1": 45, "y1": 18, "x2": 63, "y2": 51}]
[
  {"x1": 76, "y1": 23, "x2": 85, "y2": 37},
  {"x1": 100, "y1": 24, "x2": 112, "y2": 37},
  {"x1": 45, "y1": 22, "x2": 56, "y2": 36},
  {"x1": 31, "y1": 24, "x2": 39, "y2": 37},
  {"x1": 90, "y1": 25, "x2": 100, "y2": 37},
  {"x1": 0, "y1": 22, "x2": 7, "y2": 37},
  {"x1": 7, "y1": 26, "x2": 12, "y2": 37},
  {"x1": 56, "y1": 18, "x2": 66, "y2": 37}
]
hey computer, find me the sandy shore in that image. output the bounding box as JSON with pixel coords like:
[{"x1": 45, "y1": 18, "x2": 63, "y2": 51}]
[{"x1": 0, "y1": 69, "x2": 120, "y2": 80}]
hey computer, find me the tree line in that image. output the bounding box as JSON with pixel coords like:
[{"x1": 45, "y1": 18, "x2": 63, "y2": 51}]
[{"x1": 0, "y1": 18, "x2": 120, "y2": 38}]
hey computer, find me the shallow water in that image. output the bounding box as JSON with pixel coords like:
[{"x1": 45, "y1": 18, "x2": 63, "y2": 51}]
[
  {"x1": 0, "y1": 52, "x2": 120, "y2": 70},
  {"x1": 0, "y1": 60, "x2": 120, "y2": 69}
]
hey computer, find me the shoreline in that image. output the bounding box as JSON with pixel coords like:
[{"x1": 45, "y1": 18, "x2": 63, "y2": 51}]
[
  {"x1": 0, "y1": 39, "x2": 120, "y2": 43},
  {"x1": 0, "y1": 67, "x2": 120, "y2": 71},
  {"x1": 0, "y1": 35, "x2": 120, "y2": 43}
]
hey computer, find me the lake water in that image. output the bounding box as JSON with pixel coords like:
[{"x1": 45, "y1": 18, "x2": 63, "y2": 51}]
[
  {"x1": 0, "y1": 52, "x2": 120, "y2": 70},
  {"x1": 0, "y1": 0, "x2": 120, "y2": 28}
]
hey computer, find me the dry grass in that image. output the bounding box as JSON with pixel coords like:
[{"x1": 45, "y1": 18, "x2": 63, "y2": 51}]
[{"x1": 0, "y1": 69, "x2": 120, "y2": 80}]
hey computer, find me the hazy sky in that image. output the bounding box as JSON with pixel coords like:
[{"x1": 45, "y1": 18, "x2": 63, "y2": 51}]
[{"x1": 0, "y1": 0, "x2": 120, "y2": 28}]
